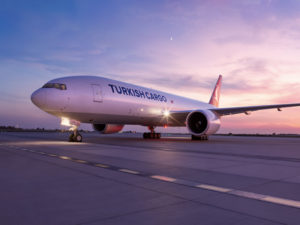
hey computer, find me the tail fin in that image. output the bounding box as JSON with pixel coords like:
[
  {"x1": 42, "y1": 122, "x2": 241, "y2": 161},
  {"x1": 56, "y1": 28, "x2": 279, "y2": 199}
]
[{"x1": 209, "y1": 75, "x2": 222, "y2": 107}]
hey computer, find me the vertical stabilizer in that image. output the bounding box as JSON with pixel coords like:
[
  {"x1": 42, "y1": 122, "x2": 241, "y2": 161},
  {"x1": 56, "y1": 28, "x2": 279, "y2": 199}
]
[{"x1": 209, "y1": 75, "x2": 222, "y2": 107}]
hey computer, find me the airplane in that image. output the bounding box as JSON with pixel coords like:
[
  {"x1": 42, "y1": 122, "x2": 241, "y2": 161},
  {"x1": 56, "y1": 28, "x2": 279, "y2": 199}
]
[{"x1": 31, "y1": 75, "x2": 300, "y2": 142}]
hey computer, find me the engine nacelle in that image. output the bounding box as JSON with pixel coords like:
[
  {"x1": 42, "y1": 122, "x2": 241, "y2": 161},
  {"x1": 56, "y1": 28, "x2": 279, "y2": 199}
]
[
  {"x1": 186, "y1": 110, "x2": 220, "y2": 136},
  {"x1": 93, "y1": 124, "x2": 124, "y2": 134}
]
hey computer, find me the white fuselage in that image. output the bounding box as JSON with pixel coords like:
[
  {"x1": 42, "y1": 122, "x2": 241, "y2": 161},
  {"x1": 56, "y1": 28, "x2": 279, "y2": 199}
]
[{"x1": 31, "y1": 76, "x2": 214, "y2": 127}]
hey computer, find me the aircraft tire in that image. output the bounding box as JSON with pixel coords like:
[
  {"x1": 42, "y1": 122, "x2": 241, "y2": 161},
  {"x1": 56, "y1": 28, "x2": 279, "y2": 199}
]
[
  {"x1": 143, "y1": 133, "x2": 148, "y2": 139},
  {"x1": 75, "y1": 134, "x2": 82, "y2": 142},
  {"x1": 143, "y1": 132, "x2": 161, "y2": 139},
  {"x1": 191, "y1": 135, "x2": 208, "y2": 141},
  {"x1": 69, "y1": 133, "x2": 75, "y2": 142},
  {"x1": 69, "y1": 133, "x2": 82, "y2": 142}
]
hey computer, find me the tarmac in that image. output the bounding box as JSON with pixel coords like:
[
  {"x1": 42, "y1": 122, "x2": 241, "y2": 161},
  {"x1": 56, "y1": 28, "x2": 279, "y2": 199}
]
[{"x1": 1, "y1": 132, "x2": 300, "y2": 225}]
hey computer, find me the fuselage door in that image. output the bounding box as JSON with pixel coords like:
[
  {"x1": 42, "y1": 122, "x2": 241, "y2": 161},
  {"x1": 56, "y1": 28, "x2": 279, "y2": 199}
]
[{"x1": 91, "y1": 84, "x2": 103, "y2": 102}]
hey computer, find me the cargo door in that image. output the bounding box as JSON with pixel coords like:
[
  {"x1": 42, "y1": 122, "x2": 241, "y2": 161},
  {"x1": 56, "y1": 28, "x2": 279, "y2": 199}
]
[{"x1": 91, "y1": 84, "x2": 103, "y2": 102}]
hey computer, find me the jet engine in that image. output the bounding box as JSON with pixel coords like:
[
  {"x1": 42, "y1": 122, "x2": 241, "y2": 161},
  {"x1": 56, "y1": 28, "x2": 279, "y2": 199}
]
[
  {"x1": 93, "y1": 124, "x2": 124, "y2": 134},
  {"x1": 186, "y1": 110, "x2": 220, "y2": 136}
]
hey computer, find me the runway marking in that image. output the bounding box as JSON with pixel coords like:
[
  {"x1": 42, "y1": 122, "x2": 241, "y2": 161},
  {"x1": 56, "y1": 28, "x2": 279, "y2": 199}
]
[
  {"x1": 151, "y1": 175, "x2": 176, "y2": 182},
  {"x1": 194, "y1": 185, "x2": 300, "y2": 208},
  {"x1": 262, "y1": 196, "x2": 300, "y2": 208},
  {"x1": 94, "y1": 163, "x2": 109, "y2": 168},
  {"x1": 10, "y1": 146, "x2": 300, "y2": 209},
  {"x1": 229, "y1": 190, "x2": 265, "y2": 200},
  {"x1": 59, "y1": 156, "x2": 71, "y2": 160},
  {"x1": 37, "y1": 151, "x2": 46, "y2": 155},
  {"x1": 119, "y1": 169, "x2": 139, "y2": 174},
  {"x1": 196, "y1": 184, "x2": 232, "y2": 193},
  {"x1": 73, "y1": 159, "x2": 87, "y2": 164}
]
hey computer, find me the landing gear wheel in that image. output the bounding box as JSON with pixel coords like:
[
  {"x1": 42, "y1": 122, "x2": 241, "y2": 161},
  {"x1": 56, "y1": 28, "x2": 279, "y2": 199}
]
[
  {"x1": 69, "y1": 131, "x2": 82, "y2": 142},
  {"x1": 74, "y1": 133, "x2": 82, "y2": 142},
  {"x1": 69, "y1": 133, "x2": 74, "y2": 142},
  {"x1": 143, "y1": 132, "x2": 161, "y2": 139},
  {"x1": 150, "y1": 133, "x2": 155, "y2": 139},
  {"x1": 143, "y1": 126, "x2": 161, "y2": 139},
  {"x1": 191, "y1": 135, "x2": 208, "y2": 141}
]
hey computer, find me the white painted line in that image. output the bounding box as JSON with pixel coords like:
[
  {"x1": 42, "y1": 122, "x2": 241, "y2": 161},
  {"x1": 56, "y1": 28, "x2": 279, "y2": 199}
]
[
  {"x1": 151, "y1": 175, "x2": 176, "y2": 182},
  {"x1": 59, "y1": 156, "x2": 71, "y2": 160},
  {"x1": 95, "y1": 163, "x2": 109, "y2": 168},
  {"x1": 197, "y1": 184, "x2": 232, "y2": 193},
  {"x1": 119, "y1": 169, "x2": 139, "y2": 174},
  {"x1": 195, "y1": 183, "x2": 300, "y2": 209},
  {"x1": 262, "y1": 196, "x2": 300, "y2": 208},
  {"x1": 230, "y1": 190, "x2": 266, "y2": 200},
  {"x1": 74, "y1": 159, "x2": 87, "y2": 164},
  {"x1": 37, "y1": 152, "x2": 46, "y2": 155}
]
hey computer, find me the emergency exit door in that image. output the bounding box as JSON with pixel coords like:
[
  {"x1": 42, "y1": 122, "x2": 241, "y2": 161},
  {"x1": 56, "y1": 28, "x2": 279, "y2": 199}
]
[{"x1": 91, "y1": 84, "x2": 103, "y2": 102}]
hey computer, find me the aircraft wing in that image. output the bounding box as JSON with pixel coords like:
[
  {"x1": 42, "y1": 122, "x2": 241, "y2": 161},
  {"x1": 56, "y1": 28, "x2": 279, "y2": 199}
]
[
  {"x1": 210, "y1": 103, "x2": 300, "y2": 116},
  {"x1": 168, "y1": 103, "x2": 300, "y2": 124}
]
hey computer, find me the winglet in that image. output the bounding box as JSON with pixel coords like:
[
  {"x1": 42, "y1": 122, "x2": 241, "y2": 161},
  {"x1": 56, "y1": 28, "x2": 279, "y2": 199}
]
[{"x1": 209, "y1": 75, "x2": 222, "y2": 107}]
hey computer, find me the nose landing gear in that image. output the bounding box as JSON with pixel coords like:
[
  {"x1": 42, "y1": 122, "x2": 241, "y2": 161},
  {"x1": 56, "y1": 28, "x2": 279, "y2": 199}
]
[
  {"x1": 69, "y1": 127, "x2": 82, "y2": 142},
  {"x1": 143, "y1": 126, "x2": 161, "y2": 139},
  {"x1": 60, "y1": 117, "x2": 82, "y2": 142}
]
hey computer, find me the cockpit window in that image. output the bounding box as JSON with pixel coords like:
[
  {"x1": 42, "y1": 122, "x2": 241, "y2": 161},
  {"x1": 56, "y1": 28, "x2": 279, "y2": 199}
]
[{"x1": 42, "y1": 83, "x2": 67, "y2": 90}]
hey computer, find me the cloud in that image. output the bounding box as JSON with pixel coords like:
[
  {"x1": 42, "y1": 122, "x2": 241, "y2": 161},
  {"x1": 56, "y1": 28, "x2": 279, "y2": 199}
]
[{"x1": 271, "y1": 83, "x2": 300, "y2": 103}]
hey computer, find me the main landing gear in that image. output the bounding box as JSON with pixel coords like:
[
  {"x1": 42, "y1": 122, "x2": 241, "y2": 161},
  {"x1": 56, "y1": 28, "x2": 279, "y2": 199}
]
[
  {"x1": 191, "y1": 135, "x2": 208, "y2": 141},
  {"x1": 69, "y1": 128, "x2": 82, "y2": 142},
  {"x1": 143, "y1": 126, "x2": 161, "y2": 139}
]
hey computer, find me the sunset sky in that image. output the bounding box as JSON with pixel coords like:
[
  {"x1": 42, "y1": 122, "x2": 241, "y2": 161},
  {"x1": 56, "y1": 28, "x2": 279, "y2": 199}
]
[{"x1": 1, "y1": 0, "x2": 300, "y2": 133}]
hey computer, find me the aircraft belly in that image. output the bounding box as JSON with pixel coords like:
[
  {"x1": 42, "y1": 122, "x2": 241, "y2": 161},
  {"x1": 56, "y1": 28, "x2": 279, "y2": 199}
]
[{"x1": 57, "y1": 111, "x2": 183, "y2": 126}]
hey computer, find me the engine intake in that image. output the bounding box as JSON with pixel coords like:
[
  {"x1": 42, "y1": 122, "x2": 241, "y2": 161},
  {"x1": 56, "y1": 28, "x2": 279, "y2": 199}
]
[
  {"x1": 93, "y1": 124, "x2": 124, "y2": 134},
  {"x1": 186, "y1": 110, "x2": 220, "y2": 136}
]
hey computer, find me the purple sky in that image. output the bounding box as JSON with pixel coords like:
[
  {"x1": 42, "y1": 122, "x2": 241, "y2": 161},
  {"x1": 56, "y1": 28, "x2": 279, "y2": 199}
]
[{"x1": 1, "y1": 0, "x2": 300, "y2": 133}]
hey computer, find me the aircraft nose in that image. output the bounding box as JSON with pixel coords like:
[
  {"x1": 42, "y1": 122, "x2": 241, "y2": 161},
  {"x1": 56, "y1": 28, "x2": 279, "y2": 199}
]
[{"x1": 31, "y1": 89, "x2": 46, "y2": 108}]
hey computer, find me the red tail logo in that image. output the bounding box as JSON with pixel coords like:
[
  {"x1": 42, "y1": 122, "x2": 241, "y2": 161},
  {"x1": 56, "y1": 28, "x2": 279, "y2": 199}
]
[{"x1": 209, "y1": 75, "x2": 222, "y2": 107}]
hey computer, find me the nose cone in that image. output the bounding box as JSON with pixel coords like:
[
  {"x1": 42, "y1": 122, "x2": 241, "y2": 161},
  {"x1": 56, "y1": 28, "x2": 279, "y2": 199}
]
[{"x1": 31, "y1": 89, "x2": 46, "y2": 109}]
